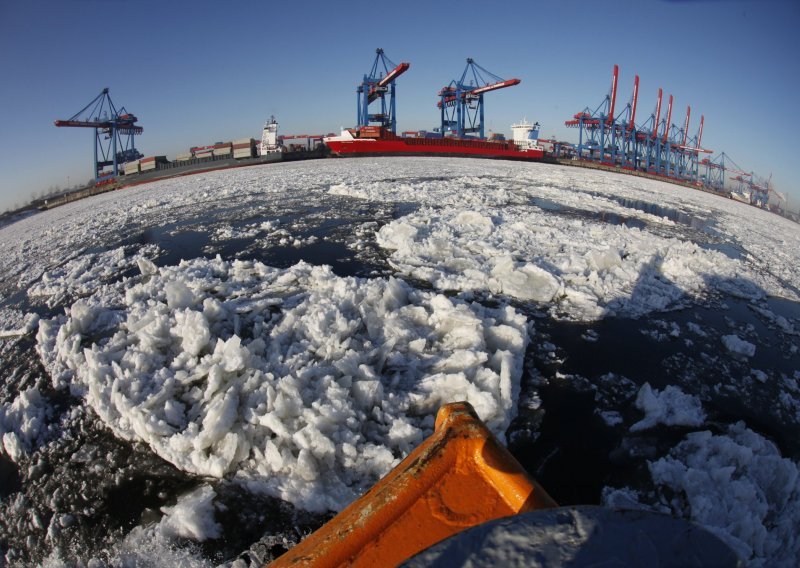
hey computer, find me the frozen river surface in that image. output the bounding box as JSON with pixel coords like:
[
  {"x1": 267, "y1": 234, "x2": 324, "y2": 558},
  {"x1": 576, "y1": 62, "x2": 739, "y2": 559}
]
[{"x1": 1, "y1": 158, "x2": 799, "y2": 566}]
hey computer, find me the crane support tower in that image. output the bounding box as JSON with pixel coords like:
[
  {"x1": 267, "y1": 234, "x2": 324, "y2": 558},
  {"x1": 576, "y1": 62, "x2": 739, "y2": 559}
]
[
  {"x1": 356, "y1": 49, "x2": 410, "y2": 134},
  {"x1": 438, "y1": 58, "x2": 520, "y2": 139},
  {"x1": 564, "y1": 65, "x2": 620, "y2": 162},
  {"x1": 55, "y1": 88, "x2": 143, "y2": 182},
  {"x1": 608, "y1": 74, "x2": 639, "y2": 169},
  {"x1": 701, "y1": 152, "x2": 731, "y2": 191}
]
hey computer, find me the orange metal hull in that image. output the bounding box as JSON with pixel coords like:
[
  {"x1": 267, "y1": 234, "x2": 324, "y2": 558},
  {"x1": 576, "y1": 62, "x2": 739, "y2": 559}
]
[{"x1": 269, "y1": 402, "x2": 556, "y2": 567}]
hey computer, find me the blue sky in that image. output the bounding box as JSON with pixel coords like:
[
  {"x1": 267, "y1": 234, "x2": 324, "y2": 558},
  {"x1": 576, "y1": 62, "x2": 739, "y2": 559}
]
[{"x1": 1, "y1": 0, "x2": 798, "y2": 212}]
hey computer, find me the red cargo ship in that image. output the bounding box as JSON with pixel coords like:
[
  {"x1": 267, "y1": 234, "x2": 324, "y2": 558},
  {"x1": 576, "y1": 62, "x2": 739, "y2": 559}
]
[{"x1": 324, "y1": 125, "x2": 544, "y2": 161}]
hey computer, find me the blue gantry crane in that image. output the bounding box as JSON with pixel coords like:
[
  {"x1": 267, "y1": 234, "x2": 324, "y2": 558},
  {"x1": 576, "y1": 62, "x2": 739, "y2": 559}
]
[
  {"x1": 356, "y1": 49, "x2": 410, "y2": 134},
  {"x1": 438, "y1": 58, "x2": 520, "y2": 139},
  {"x1": 701, "y1": 152, "x2": 741, "y2": 192},
  {"x1": 55, "y1": 88, "x2": 143, "y2": 182}
]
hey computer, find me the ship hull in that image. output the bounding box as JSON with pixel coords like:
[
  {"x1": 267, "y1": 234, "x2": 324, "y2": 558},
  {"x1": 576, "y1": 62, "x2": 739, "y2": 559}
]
[{"x1": 325, "y1": 137, "x2": 544, "y2": 161}]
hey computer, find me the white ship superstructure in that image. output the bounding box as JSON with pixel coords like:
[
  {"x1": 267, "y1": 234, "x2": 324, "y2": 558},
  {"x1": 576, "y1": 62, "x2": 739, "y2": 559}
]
[
  {"x1": 511, "y1": 119, "x2": 541, "y2": 150},
  {"x1": 261, "y1": 116, "x2": 281, "y2": 155}
]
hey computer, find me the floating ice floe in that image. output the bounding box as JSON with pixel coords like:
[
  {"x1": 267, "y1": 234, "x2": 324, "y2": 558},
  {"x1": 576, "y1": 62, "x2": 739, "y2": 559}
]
[
  {"x1": 36, "y1": 257, "x2": 528, "y2": 513},
  {"x1": 721, "y1": 334, "x2": 756, "y2": 358},
  {"x1": 0, "y1": 310, "x2": 39, "y2": 339},
  {"x1": 376, "y1": 204, "x2": 757, "y2": 320},
  {"x1": 0, "y1": 387, "x2": 51, "y2": 462},
  {"x1": 647, "y1": 422, "x2": 800, "y2": 567},
  {"x1": 630, "y1": 383, "x2": 706, "y2": 432},
  {"x1": 158, "y1": 485, "x2": 222, "y2": 542}
]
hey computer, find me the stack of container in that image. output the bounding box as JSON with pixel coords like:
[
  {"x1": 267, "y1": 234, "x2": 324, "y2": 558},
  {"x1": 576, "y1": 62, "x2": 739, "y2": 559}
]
[
  {"x1": 175, "y1": 152, "x2": 193, "y2": 163},
  {"x1": 212, "y1": 143, "x2": 232, "y2": 158},
  {"x1": 123, "y1": 160, "x2": 140, "y2": 175},
  {"x1": 233, "y1": 138, "x2": 256, "y2": 159},
  {"x1": 139, "y1": 156, "x2": 167, "y2": 172},
  {"x1": 193, "y1": 146, "x2": 214, "y2": 160}
]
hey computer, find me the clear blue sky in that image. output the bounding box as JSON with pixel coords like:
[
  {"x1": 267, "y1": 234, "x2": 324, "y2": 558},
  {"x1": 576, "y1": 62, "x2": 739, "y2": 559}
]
[{"x1": 1, "y1": 0, "x2": 798, "y2": 212}]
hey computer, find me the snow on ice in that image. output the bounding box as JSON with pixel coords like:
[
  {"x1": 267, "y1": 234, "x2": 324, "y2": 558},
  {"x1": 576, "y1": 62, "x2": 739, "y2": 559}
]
[
  {"x1": 28, "y1": 244, "x2": 161, "y2": 308},
  {"x1": 329, "y1": 159, "x2": 800, "y2": 319},
  {"x1": 1, "y1": 159, "x2": 798, "y2": 323},
  {"x1": 376, "y1": 204, "x2": 757, "y2": 320},
  {"x1": 36, "y1": 256, "x2": 528, "y2": 513}
]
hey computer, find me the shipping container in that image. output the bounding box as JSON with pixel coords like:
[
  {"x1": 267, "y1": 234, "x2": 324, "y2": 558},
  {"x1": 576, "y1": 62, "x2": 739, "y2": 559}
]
[
  {"x1": 123, "y1": 160, "x2": 140, "y2": 175},
  {"x1": 139, "y1": 156, "x2": 167, "y2": 172},
  {"x1": 213, "y1": 147, "x2": 232, "y2": 157}
]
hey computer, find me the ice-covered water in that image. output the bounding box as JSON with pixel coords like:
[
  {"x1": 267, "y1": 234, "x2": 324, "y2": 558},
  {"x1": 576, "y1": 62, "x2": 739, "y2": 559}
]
[{"x1": 1, "y1": 158, "x2": 799, "y2": 566}]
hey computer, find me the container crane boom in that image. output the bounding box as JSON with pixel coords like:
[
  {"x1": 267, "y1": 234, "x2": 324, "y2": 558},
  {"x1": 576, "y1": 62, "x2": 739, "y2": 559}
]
[
  {"x1": 607, "y1": 64, "x2": 619, "y2": 125},
  {"x1": 627, "y1": 75, "x2": 639, "y2": 132},
  {"x1": 662, "y1": 95, "x2": 673, "y2": 142},
  {"x1": 437, "y1": 79, "x2": 520, "y2": 107},
  {"x1": 368, "y1": 62, "x2": 411, "y2": 103},
  {"x1": 682, "y1": 106, "x2": 691, "y2": 146},
  {"x1": 471, "y1": 78, "x2": 521, "y2": 96},
  {"x1": 376, "y1": 62, "x2": 411, "y2": 89},
  {"x1": 697, "y1": 115, "x2": 704, "y2": 147},
  {"x1": 54, "y1": 119, "x2": 143, "y2": 134},
  {"x1": 437, "y1": 59, "x2": 520, "y2": 108},
  {"x1": 652, "y1": 88, "x2": 662, "y2": 138}
]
